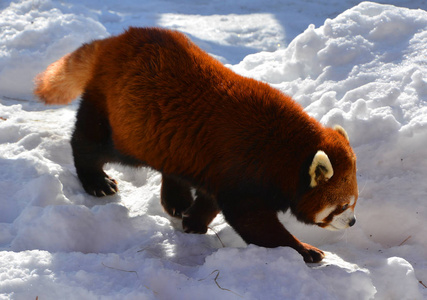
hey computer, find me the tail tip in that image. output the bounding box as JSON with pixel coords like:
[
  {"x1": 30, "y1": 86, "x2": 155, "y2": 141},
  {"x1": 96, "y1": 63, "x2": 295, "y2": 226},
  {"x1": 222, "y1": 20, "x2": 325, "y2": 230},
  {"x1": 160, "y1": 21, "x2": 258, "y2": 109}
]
[{"x1": 33, "y1": 54, "x2": 79, "y2": 105}]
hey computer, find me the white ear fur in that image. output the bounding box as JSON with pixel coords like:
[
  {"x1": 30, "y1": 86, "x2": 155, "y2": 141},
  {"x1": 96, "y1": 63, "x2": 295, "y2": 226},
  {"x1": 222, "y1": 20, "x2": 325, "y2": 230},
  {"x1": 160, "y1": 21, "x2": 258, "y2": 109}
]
[
  {"x1": 334, "y1": 125, "x2": 349, "y2": 141},
  {"x1": 309, "y1": 150, "x2": 334, "y2": 187}
]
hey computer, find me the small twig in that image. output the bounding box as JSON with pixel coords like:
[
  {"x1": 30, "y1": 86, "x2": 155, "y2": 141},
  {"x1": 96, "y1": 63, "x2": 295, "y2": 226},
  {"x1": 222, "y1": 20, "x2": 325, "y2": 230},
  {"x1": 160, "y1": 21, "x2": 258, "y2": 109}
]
[
  {"x1": 102, "y1": 262, "x2": 158, "y2": 294},
  {"x1": 419, "y1": 280, "x2": 427, "y2": 288},
  {"x1": 101, "y1": 262, "x2": 140, "y2": 279},
  {"x1": 208, "y1": 226, "x2": 225, "y2": 248},
  {"x1": 0, "y1": 117, "x2": 6, "y2": 121},
  {"x1": 398, "y1": 235, "x2": 412, "y2": 246},
  {"x1": 2, "y1": 95, "x2": 33, "y2": 102},
  {"x1": 136, "y1": 247, "x2": 163, "y2": 260},
  {"x1": 199, "y1": 270, "x2": 243, "y2": 298}
]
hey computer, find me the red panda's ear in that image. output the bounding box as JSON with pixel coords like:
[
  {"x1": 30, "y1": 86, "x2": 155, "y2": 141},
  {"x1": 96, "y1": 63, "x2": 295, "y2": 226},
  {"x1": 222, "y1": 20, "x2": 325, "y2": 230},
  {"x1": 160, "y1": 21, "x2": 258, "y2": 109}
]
[
  {"x1": 334, "y1": 125, "x2": 349, "y2": 141},
  {"x1": 309, "y1": 150, "x2": 334, "y2": 187}
]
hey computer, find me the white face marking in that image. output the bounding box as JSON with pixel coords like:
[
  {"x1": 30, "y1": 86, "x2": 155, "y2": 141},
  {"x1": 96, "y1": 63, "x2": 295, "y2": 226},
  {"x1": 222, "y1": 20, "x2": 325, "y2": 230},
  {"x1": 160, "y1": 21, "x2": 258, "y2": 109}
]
[
  {"x1": 314, "y1": 205, "x2": 336, "y2": 224},
  {"x1": 327, "y1": 208, "x2": 355, "y2": 231}
]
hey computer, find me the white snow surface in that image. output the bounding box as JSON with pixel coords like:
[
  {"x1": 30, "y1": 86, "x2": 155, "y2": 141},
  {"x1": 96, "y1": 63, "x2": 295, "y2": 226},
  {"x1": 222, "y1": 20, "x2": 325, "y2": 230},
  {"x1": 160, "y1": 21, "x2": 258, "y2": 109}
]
[{"x1": 1, "y1": 0, "x2": 427, "y2": 299}]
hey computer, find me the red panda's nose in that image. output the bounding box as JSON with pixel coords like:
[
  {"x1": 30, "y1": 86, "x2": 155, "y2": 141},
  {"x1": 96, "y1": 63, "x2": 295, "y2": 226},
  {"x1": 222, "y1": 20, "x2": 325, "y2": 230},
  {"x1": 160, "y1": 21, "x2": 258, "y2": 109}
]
[{"x1": 349, "y1": 217, "x2": 356, "y2": 227}]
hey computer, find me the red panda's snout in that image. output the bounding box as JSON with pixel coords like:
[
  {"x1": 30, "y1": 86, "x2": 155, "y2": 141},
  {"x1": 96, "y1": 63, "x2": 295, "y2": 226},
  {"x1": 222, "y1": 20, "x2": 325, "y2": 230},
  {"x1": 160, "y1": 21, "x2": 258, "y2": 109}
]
[{"x1": 324, "y1": 213, "x2": 356, "y2": 230}]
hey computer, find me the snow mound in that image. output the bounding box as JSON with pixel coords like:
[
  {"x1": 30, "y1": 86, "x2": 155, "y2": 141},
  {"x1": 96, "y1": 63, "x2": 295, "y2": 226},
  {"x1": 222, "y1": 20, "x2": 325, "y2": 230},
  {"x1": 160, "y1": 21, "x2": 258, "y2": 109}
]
[
  {"x1": 233, "y1": 2, "x2": 427, "y2": 148},
  {"x1": 0, "y1": 0, "x2": 107, "y2": 100}
]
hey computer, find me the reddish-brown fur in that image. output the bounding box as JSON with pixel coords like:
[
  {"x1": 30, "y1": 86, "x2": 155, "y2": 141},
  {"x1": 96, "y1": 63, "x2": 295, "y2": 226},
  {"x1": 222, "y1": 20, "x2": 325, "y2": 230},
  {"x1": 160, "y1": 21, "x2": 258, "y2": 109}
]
[{"x1": 34, "y1": 27, "x2": 357, "y2": 263}]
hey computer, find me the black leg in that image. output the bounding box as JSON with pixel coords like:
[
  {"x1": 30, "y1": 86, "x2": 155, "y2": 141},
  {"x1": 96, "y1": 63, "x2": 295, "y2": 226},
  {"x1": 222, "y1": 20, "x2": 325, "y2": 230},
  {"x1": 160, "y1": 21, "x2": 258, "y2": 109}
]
[
  {"x1": 71, "y1": 97, "x2": 118, "y2": 197},
  {"x1": 220, "y1": 197, "x2": 325, "y2": 263},
  {"x1": 182, "y1": 190, "x2": 220, "y2": 234},
  {"x1": 160, "y1": 174, "x2": 194, "y2": 217}
]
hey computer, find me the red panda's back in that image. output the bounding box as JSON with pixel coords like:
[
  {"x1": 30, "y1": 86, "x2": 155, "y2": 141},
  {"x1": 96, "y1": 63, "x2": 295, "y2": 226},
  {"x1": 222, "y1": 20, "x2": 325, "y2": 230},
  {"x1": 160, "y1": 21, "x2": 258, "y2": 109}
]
[{"x1": 88, "y1": 28, "x2": 322, "y2": 191}]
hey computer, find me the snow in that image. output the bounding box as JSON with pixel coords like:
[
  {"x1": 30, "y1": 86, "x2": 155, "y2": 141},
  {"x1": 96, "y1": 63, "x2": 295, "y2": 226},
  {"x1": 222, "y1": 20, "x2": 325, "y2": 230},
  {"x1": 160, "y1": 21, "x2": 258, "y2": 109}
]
[{"x1": 1, "y1": 0, "x2": 426, "y2": 299}]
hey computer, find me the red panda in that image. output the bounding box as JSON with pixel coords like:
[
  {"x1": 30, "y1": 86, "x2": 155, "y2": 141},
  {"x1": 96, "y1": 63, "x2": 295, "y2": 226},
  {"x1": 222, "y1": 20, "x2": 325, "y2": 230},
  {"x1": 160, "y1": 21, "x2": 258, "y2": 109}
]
[{"x1": 34, "y1": 27, "x2": 358, "y2": 263}]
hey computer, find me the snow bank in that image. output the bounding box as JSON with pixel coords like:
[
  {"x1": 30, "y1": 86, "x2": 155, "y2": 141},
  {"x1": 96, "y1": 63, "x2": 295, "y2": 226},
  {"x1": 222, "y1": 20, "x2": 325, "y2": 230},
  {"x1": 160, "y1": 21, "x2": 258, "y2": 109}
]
[
  {"x1": 0, "y1": 1, "x2": 426, "y2": 299},
  {"x1": 0, "y1": 0, "x2": 107, "y2": 100}
]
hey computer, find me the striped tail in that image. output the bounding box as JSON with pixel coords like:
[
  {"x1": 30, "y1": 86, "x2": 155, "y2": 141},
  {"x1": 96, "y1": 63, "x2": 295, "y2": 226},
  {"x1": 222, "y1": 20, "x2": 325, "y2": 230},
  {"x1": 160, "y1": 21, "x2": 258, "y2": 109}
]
[{"x1": 34, "y1": 42, "x2": 100, "y2": 105}]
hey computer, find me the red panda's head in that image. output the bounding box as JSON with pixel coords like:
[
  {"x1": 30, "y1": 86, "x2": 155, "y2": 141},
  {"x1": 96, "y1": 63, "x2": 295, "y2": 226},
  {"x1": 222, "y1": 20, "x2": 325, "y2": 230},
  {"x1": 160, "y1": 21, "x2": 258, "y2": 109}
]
[{"x1": 293, "y1": 125, "x2": 358, "y2": 230}]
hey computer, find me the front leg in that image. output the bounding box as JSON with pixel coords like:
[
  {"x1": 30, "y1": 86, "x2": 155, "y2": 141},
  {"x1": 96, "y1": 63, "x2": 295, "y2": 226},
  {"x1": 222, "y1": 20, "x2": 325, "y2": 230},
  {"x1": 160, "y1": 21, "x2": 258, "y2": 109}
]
[
  {"x1": 182, "y1": 190, "x2": 220, "y2": 234},
  {"x1": 222, "y1": 205, "x2": 324, "y2": 263},
  {"x1": 160, "y1": 174, "x2": 193, "y2": 218}
]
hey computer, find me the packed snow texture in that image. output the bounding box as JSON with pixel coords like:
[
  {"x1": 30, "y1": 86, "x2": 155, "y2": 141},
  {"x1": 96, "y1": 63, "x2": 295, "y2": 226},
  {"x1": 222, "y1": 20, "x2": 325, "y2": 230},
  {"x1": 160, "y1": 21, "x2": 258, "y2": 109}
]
[{"x1": 1, "y1": 0, "x2": 427, "y2": 299}]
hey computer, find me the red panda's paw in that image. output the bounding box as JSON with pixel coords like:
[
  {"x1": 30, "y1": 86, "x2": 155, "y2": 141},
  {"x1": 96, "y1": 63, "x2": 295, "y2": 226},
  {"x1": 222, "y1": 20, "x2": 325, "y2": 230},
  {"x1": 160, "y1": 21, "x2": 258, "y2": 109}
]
[
  {"x1": 81, "y1": 173, "x2": 118, "y2": 197},
  {"x1": 182, "y1": 215, "x2": 208, "y2": 234},
  {"x1": 298, "y1": 243, "x2": 325, "y2": 263}
]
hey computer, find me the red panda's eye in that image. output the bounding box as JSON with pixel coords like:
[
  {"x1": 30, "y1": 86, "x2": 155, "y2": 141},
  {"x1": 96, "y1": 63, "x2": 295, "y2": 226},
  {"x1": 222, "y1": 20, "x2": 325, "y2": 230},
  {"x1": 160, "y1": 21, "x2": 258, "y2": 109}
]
[{"x1": 342, "y1": 204, "x2": 349, "y2": 211}]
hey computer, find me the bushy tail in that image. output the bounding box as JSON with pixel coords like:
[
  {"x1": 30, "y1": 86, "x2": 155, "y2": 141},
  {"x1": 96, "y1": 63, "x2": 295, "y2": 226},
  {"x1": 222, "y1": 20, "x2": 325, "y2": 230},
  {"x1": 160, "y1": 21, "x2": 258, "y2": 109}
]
[{"x1": 34, "y1": 42, "x2": 100, "y2": 105}]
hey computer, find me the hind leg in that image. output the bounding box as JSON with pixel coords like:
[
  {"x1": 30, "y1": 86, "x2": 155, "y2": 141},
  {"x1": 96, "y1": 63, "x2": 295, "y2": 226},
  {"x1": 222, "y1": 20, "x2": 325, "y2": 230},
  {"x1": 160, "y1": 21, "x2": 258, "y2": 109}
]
[
  {"x1": 182, "y1": 190, "x2": 220, "y2": 234},
  {"x1": 71, "y1": 97, "x2": 118, "y2": 197},
  {"x1": 160, "y1": 174, "x2": 194, "y2": 217}
]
